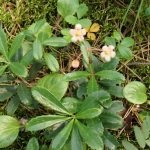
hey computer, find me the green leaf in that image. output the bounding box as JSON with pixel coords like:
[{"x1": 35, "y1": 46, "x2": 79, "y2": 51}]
[
  {"x1": 121, "y1": 37, "x2": 134, "y2": 47},
  {"x1": 37, "y1": 74, "x2": 68, "y2": 100},
  {"x1": 0, "y1": 65, "x2": 7, "y2": 75},
  {"x1": 65, "y1": 71, "x2": 90, "y2": 81},
  {"x1": 87, "y1": 76, "x2": 99, "y2": 94},
  {"x1": 118, "y1": 44, "x2": 133, "y2": 60},
  {"x1": 77, "y1": 3, "x2": 88, "y2": 19},
  {"x1": 26, "y1": 137, "x2": 39, "y2": 150},
  {"x1": 76, "y1": 120, "x2": 104, "y2": 150},
  {"x1": 51, "y1": 119, "x2": 74, "y2": 150},
  {"x1": 122, "y1": 140, "x2": 138, "y2": 150},
  {"x1": 0, "y1": 87, "x2": 13, "y2": 102},
  {"x1": 0, "y1": 115, "x2": 20, "y2": 148},
  {"x1": 103, "y1": 130, "x2": 119, "y2": 150},
  {"x1": 0, "y1": 28, "x2": 8, "y2": 58},
  {"x1": 112, "y1": 31, "x2": 122, "y2": 41},
  {"x1": 44, "y1": 37, "x2": 68, "y2": 47},
  {"x1": 142, "y1": 116, "x2": 150, "y2": 139},
  {"x1": 71, "y1": 126, "x2": 83, "y2": 150},
  {"x1": 145, "y1": 7, "x2": 150, "y2": 16},
  {"x1": 61, "y1": 28, "x2": 70, "y2": 36},
  {"x1": 44, "y1": 53, "x2": 59, "y2": 72},
  {"x1": 76, "y1": 108, "x2": 103, "y2": 119},
  {"x1": 9, "y1": 62, "x2": 28, "y2": 77},
  {"x1": 33, "y1": 39, "x2": 43, "y2": 60},
  {"x1": 57, "y1": 0, "x2": 79, "y2": 18},
  {"x1": 96, "y1": 70, "x2": 125, "y2": 83},
  {"x1": 146, "y1": 139, "x2": 150, "y2": 147},
  {"x1": 104, "y1": 37, "x2": 116, "y2": 47},
  {"x1": 9, "y1": 33, "x2": 25, "y2": 59},
  {"x1": 78, "y1": 19, "x2": 92, "y2": 28},
  {"x1": 134, "y1": 126, "x2": 145, "y2": 148},
  {"x1": 108, "y1": 101, "x2": 124, "y2": 113},
  {"x1": 17, "y1": 83, "x2": 33, "y2": 106},
  {"x1": 26, "y1": 115, "x2": 69, "y2": 131},
  {"x1": 6, "y1": 95, "x2": 20, "y2": 115},
  {"x1": 123, "y1": 81, "x2": 147, "y2": 104},
  {"x1": 32, "y1": 87, "x2": 69, "y2": 114},
  {"x1": 65, "y1": 15, "x2": 78, "y2": 25}
]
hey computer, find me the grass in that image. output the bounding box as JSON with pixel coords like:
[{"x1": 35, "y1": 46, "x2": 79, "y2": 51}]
[{"x1": 0, "y1": 0, "x2": 150, "y2": 149}]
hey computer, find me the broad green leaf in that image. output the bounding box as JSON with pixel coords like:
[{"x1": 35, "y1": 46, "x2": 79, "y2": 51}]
[
  {"x1": 26, "y1": 115, "x2": 69, "y2": 131},
  {"x1": 9, "y1": 33, "x2": 25, "y2": 59},
  {"x1": 108, "y1": 101, "x2": 124, "y2": 113},
  {"x1": 9, "y1": 62, "x2": 28, "y2": 77},
  {"x1": 33, "y1": 39, "x2": 43, "y2": 60},
  {"x1": 134, "y1": 126, "x2": 145, "y2": 148},
  {"x1": 44, "y1": 37, "x2": 68, "y2": 47},
  {"x1": 0, "y1": 28, "x2": 8, "y2": 58},
  {"x1": 123, "y1": 81, "x2": 147, "y2": 104},
  {"x1": 118, "y1": 44, "x2": 133, "y2": 60},
  {"x1": 96, "y1": 70, "x2": 125, "y2": 83},
  {"x1": 100, "y1": 111, "x2": 123, "y2": 129},
  {"x1": 26, "y1": 137, "x2": 39, "y2": 150},
  {"x1": 103, "y1": 130, "x2": 119, "y2": 150},
  {"x1": 0, "y1": 115, "x2": 20, "y2": 148},
  {"x1": 0, "y1": 65, "x2": 7, "y2": 75},
  {"x1": 77, "y1": 3, "x2": 88, "y2": 19},
  {"x1": 65, "y1": 15, "x2": 78, "y2": 25},
  {"x1": 78, "y1": 19, "x2": 92, "y2": 28},
  {"x1": 87, "y1": 76, "x2": 99, "y2": 94},
  {"x1": 6, "y1": 95, "x2": 20, "y2": 115},
  {"x1": 57, "y1": 0, "x2": 79, "y2": 18},
  {"x1": 37, "y1": 74, "x2": 68, "y2": 100},
  {"x1": 76, "y1": 120, "x2": 104, "y2": 150},
  {"x1": 38, "y1": 32, "x2": 49, "y2": 44},
  {"x1": 62, "y1": 97, "x2": 80, "y2": 113},
  {"x1": 44, "y1": 53, "x2": 59, "y2": 72},
  {"x1": 121, "y1": 37, "x2": 134, "y2": 47},
  {"x1": 71, "y1": 126, "x2": 83, "y2": 150},
  {"x1": 104, "y1": 37, "x2": 116, "y2": 47},
  {"x1": 51, "y1": 119, "x2": 74, "y2": 150},
  {"x1": 0, "y1": 87, "x2": 13, "y2": 102},
  {"x1": 122, "y1": 140, "x2": 138, "y2": 150},
  {"x1": 17, "y1": 83, "x2": 33, "y2": 106},
  {"x1": 146, "y1": 139, "x2": 150, "y2": 147},
  {"x1": 76, "y1": 108, "x2": 103, "y2": 119},
  {"x1": 41, "y1": 145, "x2": 49, "y2": 150},
  {"x1": 142, "y1": 116, "x2": 150, "y2": 139},
  {"x1": 65, "y1": 71, "x2": 90, "y2": 81},
  {"x1": 145, "y1": 7, "x2": 150, "y2": 16},
  {"x1": 32, "y1": 87, "x2": 69, "y2": 114},
  {"x1": 112, "y1": 31, "x2": 122, "y2": 41},
  {"x1": 61, "y1": 28, "x2": 70, "y2": 36}
]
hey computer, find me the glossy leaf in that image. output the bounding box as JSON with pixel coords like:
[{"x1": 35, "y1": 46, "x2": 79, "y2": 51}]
[
  {"x1": 76, "y1": 120, "x2": 104, "y2": 150},
  {"x1": 65, "y1": 15, "x2": 78, "y2": 25},
  {"x1": 77, "y1": 3, "x2": 88, "y2": 19},
  {"x1": 26, "y1": 115, "x2": 69, "y2": 131},
  {"x1": 71, "y1": 126, "x2": 83, "y2": 150},
  {"x1": 37, "y1": 74, "x2": 68, "y2": 100},
  {"x1": 96, "y1": 70, "x2": 125, "y2": 83},
  {"x1": 123, "y1": 81, "x2": 147, "y2": 104},
  {"x1": 9, "y1": 33, "x2": 25, "y2": 59},
  {"x1": 9, "y1": 62, "x2": 28, "y2": 77},
  {"x1": 44, "y1": 37, "x2": 68, "y2": 47},
  {"x1": 108, "y1": 101, "x2": 124, "y2": 113},
  {"x1": 65, "y1": 71, "x2": 90, "y2": 81},
  {"x1": 44, "y1": 53, "x2": 59, "y2": 72},
  {"x1": 26, "y1": 137, "x2": 39, "y2": 150},
  {"x1": 57, "y1": 0, "x2": 79, "y2": 18},
  {"x1": 33, "y1": 39, "x2": 43, "y2": 60},
  {"x1": 51, "y1": 119, "x2": 74, "y2": 150},
  {"x1": 0, "y1": 115, "x2": 20, "y2": 148},
  {"x1": 32, "y1": 87, "x2": 69, "y2": 114}
]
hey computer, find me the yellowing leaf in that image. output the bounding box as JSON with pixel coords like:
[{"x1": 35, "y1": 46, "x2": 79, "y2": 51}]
[
  {"x1": 87, "y1": 32, "x2": 96, "y2": 40},
  {"x1": 89, "y1": 23, "x2": 100, "y2": 32}
]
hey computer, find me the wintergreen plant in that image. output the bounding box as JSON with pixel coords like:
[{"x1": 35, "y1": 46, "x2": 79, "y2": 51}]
[{"x1": 0, "y1": 0, "x2": 148, "y2": 150}]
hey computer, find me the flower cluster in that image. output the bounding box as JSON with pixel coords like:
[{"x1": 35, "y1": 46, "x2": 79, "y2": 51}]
[{"x1": 69, "y1": 24, "x2": 86, "y2": 42}]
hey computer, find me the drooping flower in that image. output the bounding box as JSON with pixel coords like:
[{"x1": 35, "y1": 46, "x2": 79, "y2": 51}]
[
  {"x1": 100, "y1": 45, "x2": 116, "y2": 62},
  {"x1": 69, "y1": 24, "x2": 86, "y2": 42}
]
